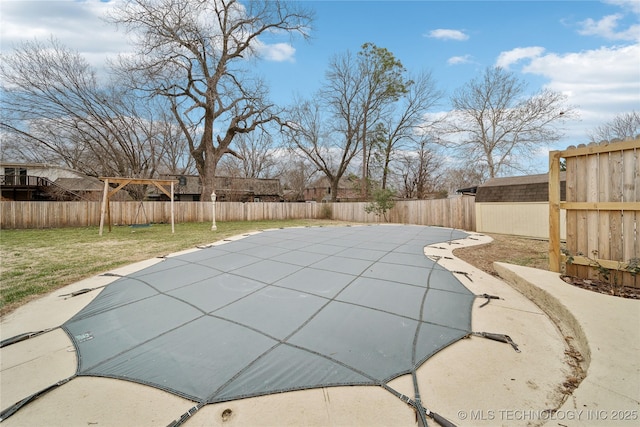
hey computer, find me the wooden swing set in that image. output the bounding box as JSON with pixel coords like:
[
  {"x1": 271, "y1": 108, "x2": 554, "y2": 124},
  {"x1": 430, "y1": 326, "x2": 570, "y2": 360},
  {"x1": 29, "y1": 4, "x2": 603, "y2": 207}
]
[{"x1": 99, "y1": 177, "x2": 178, "y2": 236}]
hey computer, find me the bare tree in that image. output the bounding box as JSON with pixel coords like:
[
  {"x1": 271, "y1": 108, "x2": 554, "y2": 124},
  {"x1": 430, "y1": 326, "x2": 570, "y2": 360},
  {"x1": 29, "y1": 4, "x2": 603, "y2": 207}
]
[
  {"x1": 281, "y1": 95, "x2": 359, "y2": 202},
  {"x1": 445, "y1": 66, "x2": 577, "y2": 178},
  {"x1": 281, "y1": 44, "x2": 409, "y2": 202},
  {"x1": 394, "y1": 137, "x2": 446, "y2": 199},
  {"x1": 0, "y1": 38, "x2": 175, "y2": 181},
  {"x1": 0, "y1": 119, "x2": 89, "y2": 168},
  {"x1": 588, "y1": 111, "x2": 640, "y2": 143},
  {"x1": 218, "y1": 131, "x2": 280, "y2": 178},
  {"x1": 153, "y1": 104, "x2": 197, "y2": 176},
  {"x1": 278, "y1": 155, "x2": 317, "y2": 201},
  {"x1": 442, "y1": 165, "x2": 489, "y2": 195},
  {"x1": 110, "y1": 0, "x2": 312, "y2": 199},
  {"x1": 368, "y1": 70, "x2": 443, "y2": 190}
]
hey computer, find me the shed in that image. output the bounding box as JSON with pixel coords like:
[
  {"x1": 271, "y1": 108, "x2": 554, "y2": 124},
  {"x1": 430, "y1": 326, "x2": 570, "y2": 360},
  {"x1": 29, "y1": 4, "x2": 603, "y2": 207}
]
[
  {"x1": 474, "y1": 172, "x2": 567, "y2": 239},
  {"x1": 475, "y1": 173, "x2": 566, "y2": 203}
]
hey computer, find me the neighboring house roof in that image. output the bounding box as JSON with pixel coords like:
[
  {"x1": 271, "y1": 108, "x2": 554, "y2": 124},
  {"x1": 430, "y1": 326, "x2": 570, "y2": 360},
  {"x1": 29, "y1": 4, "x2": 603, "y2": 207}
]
[
  {"x1": 456, "y1": 186, "x2": 477, "y2": 195},
  {"x1": 55, "y1": 177, "x2": 104, "y2": 192},
  {"x1": 0, "y1": 162, "x2": 105, "y2": 200},
  {"x1": 306, "y1": 175, "x2": 359, "y2": 189},
  {"x1": 1, "y1": 162, "x2": 59, "y2": 169},
  {"x1": 1, "y1": 162, "x2": 87, "y2": 178},
  {"x1": 475, "y1": 172, "x2": 566, "y2": 203},
  {"x1": 215, "y1": 176, "x2": 281, "y2": 195},
  {"x1": 0, "y1": 162, "x2": 103, "y2": 191},
  {"x1": 170, "y1": 175, "x2": 201, "y2": 195},
  {"x1": 163, "y1": 174, "x2": 282, "y2": 196}
]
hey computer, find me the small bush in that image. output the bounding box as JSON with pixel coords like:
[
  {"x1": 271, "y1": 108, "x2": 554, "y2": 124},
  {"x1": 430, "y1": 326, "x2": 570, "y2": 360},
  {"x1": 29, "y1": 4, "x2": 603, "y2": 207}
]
[
  {"x1": 319, "y1": 203, "x2": 333, "y2": 219},
  {"x1": 364, "y1": 189, "x2": 396, "y2": 222}
]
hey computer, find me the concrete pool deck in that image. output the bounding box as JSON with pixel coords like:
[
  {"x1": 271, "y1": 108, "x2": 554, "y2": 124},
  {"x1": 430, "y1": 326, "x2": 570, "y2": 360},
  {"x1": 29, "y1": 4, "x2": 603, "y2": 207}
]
[{"x1": 1, "y1": 226, "x2": 638, "y2": 426}]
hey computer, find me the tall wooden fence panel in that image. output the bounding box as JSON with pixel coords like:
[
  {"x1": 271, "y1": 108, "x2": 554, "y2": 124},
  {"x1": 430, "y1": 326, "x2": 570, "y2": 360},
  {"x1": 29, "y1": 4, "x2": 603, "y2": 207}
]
[
  {"x1": 1, "y1": 196, "x2": 475, "y2": 231},
  {"x1": 0, "y1": 201, "x2": 102, "y2": 228},
  {"x1": 388, "y1": 197, "x2": 476, "y2": 230},
  {"x1": 549, "y1": 139, "x2": 639, "y2": 287}
]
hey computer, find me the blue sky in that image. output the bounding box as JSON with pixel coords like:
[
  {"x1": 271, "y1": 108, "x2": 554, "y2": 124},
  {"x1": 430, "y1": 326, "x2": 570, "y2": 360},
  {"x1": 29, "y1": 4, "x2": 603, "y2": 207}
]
[{"x1": 1, "y1": 0, "x2": 639, "y2": 172}]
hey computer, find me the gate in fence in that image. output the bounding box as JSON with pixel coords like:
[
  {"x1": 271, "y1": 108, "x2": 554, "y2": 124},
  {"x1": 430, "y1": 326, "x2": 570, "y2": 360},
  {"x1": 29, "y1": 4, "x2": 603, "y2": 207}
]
[{"x1": 549, "y1": 139, "x2": 639, "y2": 287}]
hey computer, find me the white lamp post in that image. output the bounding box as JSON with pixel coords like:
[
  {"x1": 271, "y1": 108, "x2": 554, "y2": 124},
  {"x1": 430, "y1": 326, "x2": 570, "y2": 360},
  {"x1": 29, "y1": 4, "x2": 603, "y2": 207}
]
[{"x1": 211, "y1": 191, "x2": 217, "y2": 231}]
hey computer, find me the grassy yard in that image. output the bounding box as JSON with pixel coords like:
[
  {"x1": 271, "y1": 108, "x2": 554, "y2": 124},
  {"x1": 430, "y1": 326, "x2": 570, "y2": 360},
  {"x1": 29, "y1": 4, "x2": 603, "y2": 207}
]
[
  {"x1": 0, "y1": 219, "x2": 348, "y2": 316},
  {"x1": 1, "y1": 221, "x2": 558, "y2": 317}
]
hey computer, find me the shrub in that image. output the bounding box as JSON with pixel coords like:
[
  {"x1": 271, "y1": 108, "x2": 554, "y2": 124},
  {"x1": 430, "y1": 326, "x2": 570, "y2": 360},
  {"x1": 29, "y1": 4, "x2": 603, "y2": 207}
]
[
  {"x1": 364, "y1": 188, "x2": 396, "y2": 222},
  {"x1": 319, "y1": 203, "x2": 333, "y2": 219}
]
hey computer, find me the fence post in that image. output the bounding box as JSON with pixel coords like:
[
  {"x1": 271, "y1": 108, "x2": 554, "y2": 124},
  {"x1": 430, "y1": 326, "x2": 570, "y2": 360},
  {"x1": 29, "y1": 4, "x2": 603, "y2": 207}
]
[
  {"x1": 549, "y1": 151, "x2": 562, "y2": 272},
  {"x1": 99, "y1": 179, "x2": 109, "y2": 236}
]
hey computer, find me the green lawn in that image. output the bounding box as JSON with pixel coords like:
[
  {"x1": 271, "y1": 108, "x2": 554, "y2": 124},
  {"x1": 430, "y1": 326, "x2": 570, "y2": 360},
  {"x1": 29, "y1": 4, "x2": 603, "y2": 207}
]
[{"x1": 0, "y1": 220, "x2": 350, "y2": 316}]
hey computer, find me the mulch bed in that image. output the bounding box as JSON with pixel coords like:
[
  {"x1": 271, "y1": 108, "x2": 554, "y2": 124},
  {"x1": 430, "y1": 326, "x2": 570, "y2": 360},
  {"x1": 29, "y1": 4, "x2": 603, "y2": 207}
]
[{"x1": 561, "y1": 275, "x2": 640, "y2": 299}]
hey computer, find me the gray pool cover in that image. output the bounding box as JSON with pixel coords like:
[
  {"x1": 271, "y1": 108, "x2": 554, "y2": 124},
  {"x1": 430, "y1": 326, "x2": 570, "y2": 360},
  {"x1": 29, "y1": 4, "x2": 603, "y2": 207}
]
[{"x1": 62, "y1": 225, "x2": 473, "y2": 422}]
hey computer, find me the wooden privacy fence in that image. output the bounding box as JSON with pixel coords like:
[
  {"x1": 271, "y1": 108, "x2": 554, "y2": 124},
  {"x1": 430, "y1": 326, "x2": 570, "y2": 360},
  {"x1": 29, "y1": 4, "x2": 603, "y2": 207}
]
[
  {"x1": 327, "y1": 197, "x2": 475, "y2": 230},
  {"x1": 549, "y1": 139, "x2": 639, "y2": 287},
  {"x1": 0, "y1": 196, "x2": 475, "y2": 231}
]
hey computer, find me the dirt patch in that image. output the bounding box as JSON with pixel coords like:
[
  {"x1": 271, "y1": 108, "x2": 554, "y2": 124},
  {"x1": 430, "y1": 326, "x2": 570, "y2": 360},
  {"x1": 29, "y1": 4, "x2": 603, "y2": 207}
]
[
  {"x1": 454, "y1": 233, "x2": 640, "y2": 300},
  {"x1": 453, "y1": 233, "x2": 550, "y2": 276},
  {"x1": 560, "y1": 275, "x2": 640, "y2": 299}
]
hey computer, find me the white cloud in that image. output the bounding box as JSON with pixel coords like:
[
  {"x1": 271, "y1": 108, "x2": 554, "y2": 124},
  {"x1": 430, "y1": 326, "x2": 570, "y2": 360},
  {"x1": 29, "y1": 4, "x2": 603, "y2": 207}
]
[
  {"x1": 496, "y1": 47, "x2": 545, "y2": 68},
  {"x1": 254, "y1": 41, "x2": 296, "y2": 62},
  {"x1": 578, "y1": 14, "x2": 640, "y2": 40},
  {"x1": 1, "y1": 0, "x2": 298, "y2": 67},
  {"x1": 0, "y1": 0, "x2": 130, "y2": 69},
  {"x1": 522, "y1": 43, "x2": 640, "y2": 141},
  {"x1": 576, "y1": 0, "x2": 640, "y2": 41},
  {"x1": 604, "y1": 0, "x2": 640, "y2": 15},
  {"x1": 447, "y1": 55, "x2": 473, "y2": 65},
  {"x1": 523, "y1": 44, "x2": 639, "y2": 105},
  {"x1": 426, "y1": 29, "x2": 469, "y2": 41}
]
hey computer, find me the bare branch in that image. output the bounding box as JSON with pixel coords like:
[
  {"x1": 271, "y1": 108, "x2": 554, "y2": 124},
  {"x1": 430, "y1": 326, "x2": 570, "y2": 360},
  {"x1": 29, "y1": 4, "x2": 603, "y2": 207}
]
[
  {"x1": 109, "y1": 0, "x2": 313, "y2": 198},
  {"x1": 442, "y1": 66, "x2": 578, "y2": 177}
]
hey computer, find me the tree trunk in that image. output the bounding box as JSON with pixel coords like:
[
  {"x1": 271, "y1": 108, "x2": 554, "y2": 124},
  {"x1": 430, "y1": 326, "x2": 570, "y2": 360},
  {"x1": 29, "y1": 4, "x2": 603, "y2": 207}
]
[
  {"x1": 198, "y1": 110, "x2": 219, "y2": 200},
  {"x1": 361, "y1": 115, "x2": 368, "y2": 200},
  {"x1": 200, "y1": 152, "x2": 218, "y2": 201},
  {"x1": 381, "y1": 147, "x2": 392, "y2": 190},
  {"x1": 330, "y1": 178, "x2": 340, "y2": 202}
]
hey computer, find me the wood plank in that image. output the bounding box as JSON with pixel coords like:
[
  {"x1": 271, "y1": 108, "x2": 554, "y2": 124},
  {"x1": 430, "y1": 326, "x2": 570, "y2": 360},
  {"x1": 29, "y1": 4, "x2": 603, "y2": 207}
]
[
  {"x1": 565, "y1": 155, "x2": 579, "y2": 277},
  {"x1": 628, "y1": 146, "x2": 639, "y2": 287},
  {"x1": 622, "y1": 148, "x2": 638, "y2": 286},
  {"x1": 559, "y1": 139, "x2": 640, "y2": 157},
  {"x1": 563, "y1": 255, "x2": 634, "y2": 271},
  {"x1": 99, "y1": 179, "x2": 109, "y2": 235},
  {"x1": 575, "y1": 154, "x2": 590, "y2": 278},
  {"x1": 549, "y1": 151, "x2": 562, "y2": 272},
  {"x1": 598, "y1": 152, "x2": 611, "y2": 262},
  {"x1": 560, "y1": 202, "x2": 640, "y2": 210},
  {"x1": 609, "y1": 150, "x2": 624, "y2": 265},
  {"x1": 586, "y1": 153, "x2": 599, "y2": 279}
]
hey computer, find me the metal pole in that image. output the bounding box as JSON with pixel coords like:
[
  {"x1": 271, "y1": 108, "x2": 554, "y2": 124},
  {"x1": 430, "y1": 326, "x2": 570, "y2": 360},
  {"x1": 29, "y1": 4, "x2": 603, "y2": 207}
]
[{"x1": 211, "y1": 191, "x2": 217, "y2": 231}]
